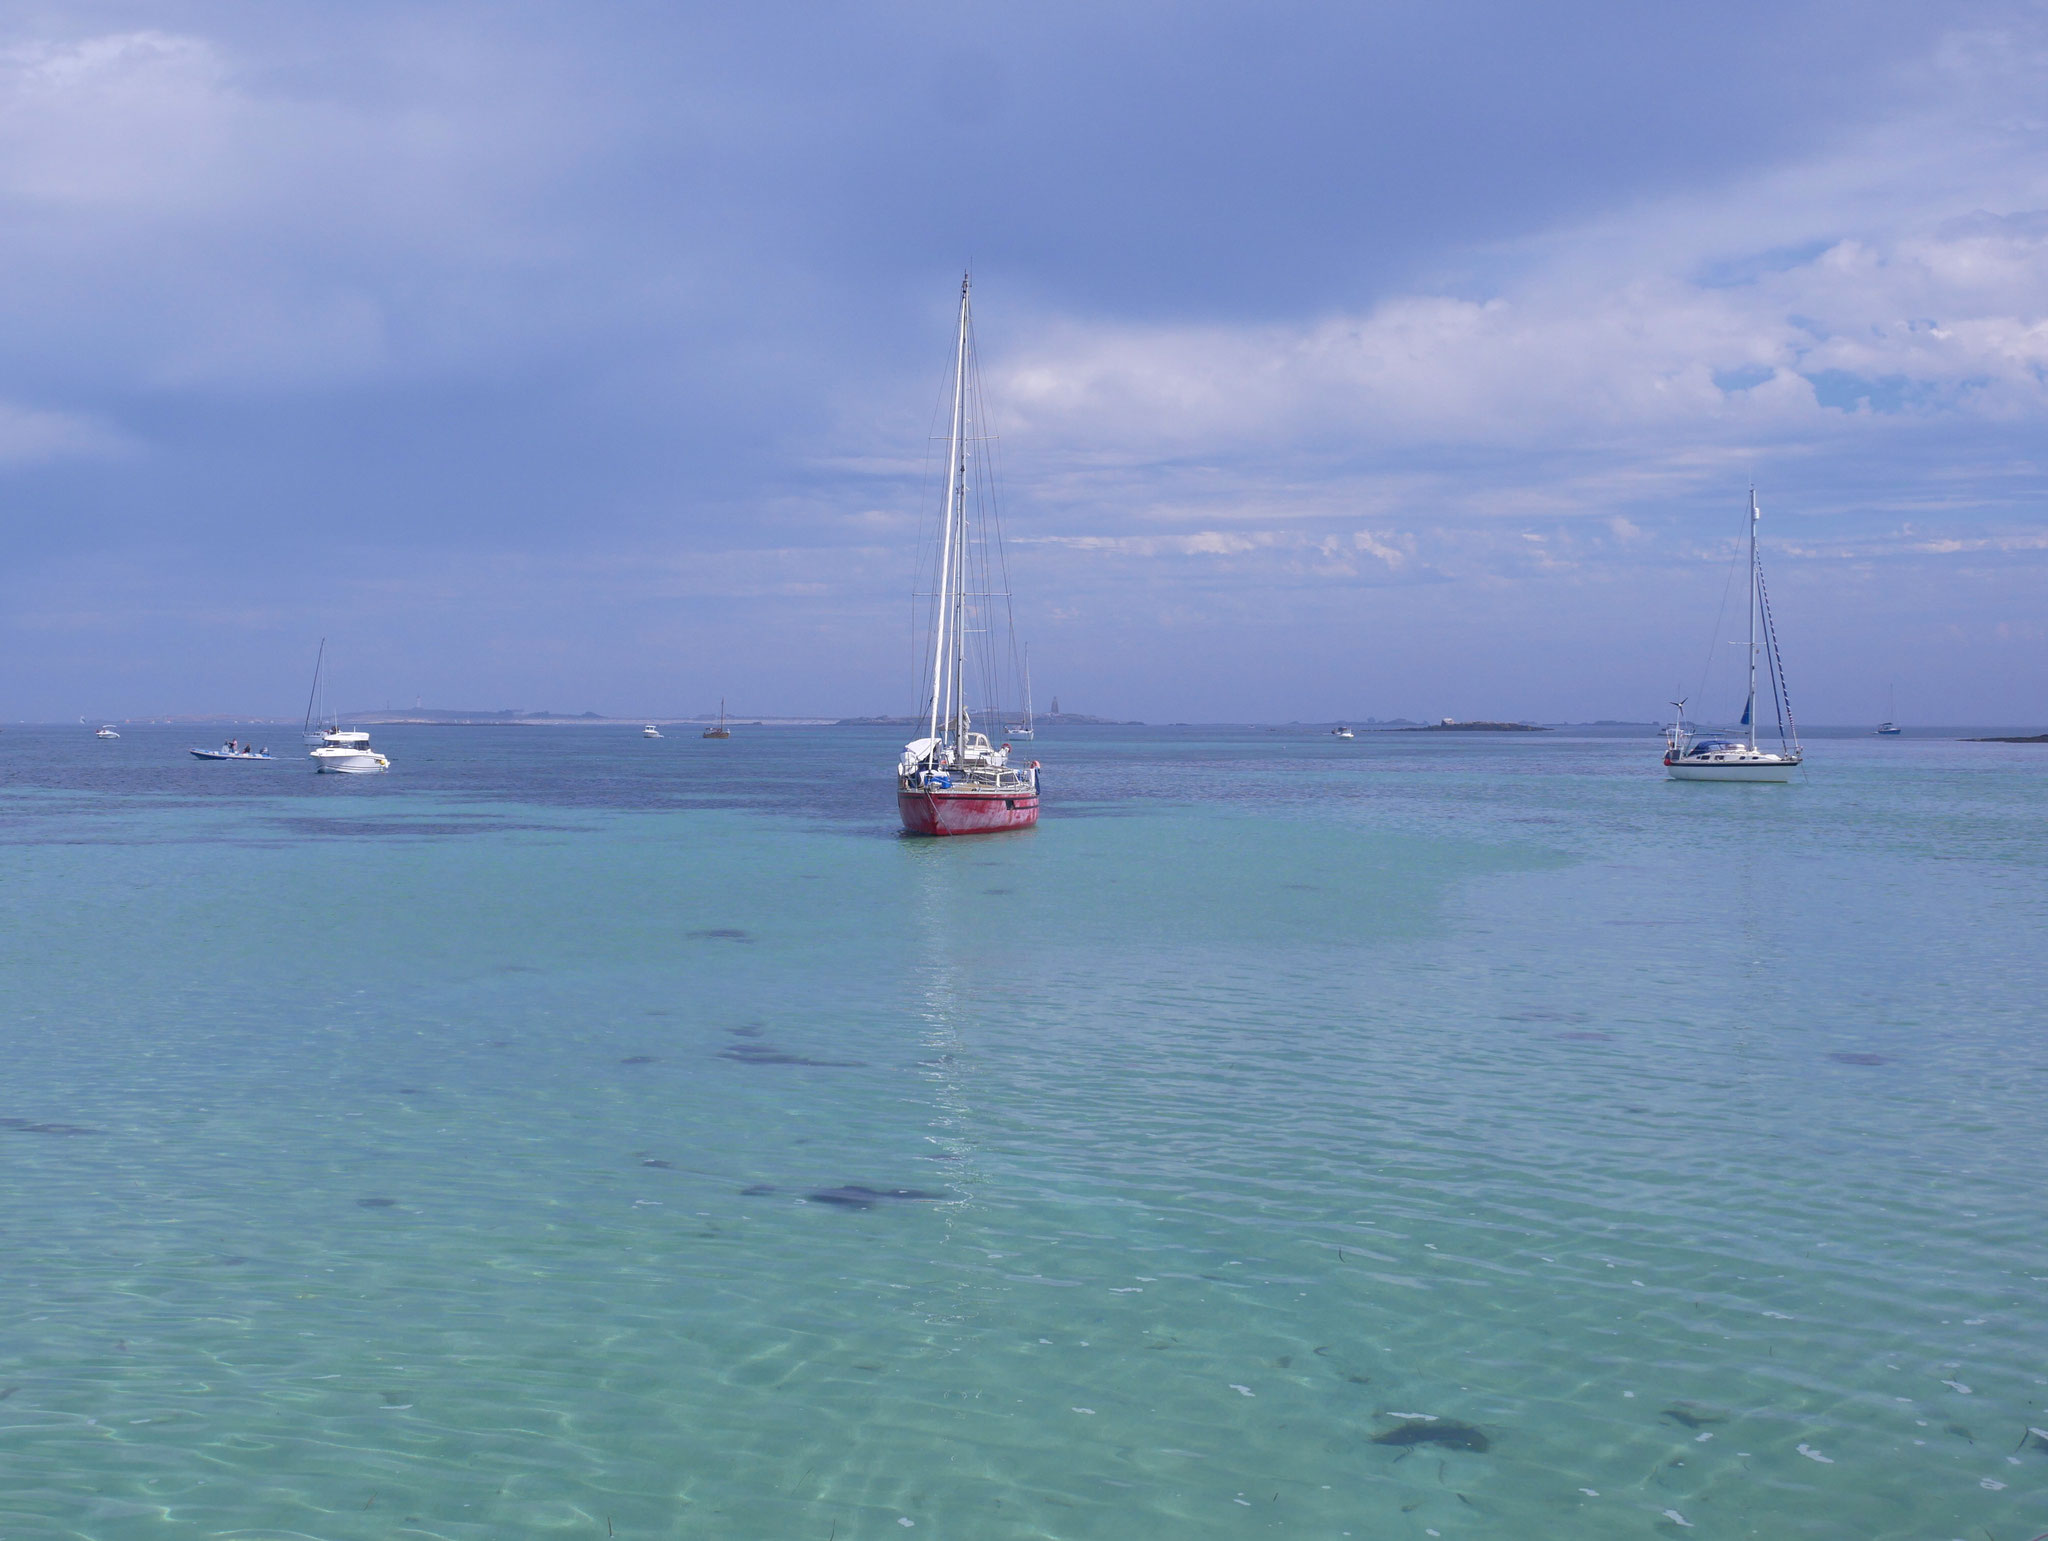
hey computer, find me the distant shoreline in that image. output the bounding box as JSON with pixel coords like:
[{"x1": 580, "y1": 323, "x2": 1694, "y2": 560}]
[
  {"x1": 833, "y1": 713, "x2": 1139, "y2": 727},
  {"x1": 26, "y1": 718, "x2": 2041, "y2": 737}
]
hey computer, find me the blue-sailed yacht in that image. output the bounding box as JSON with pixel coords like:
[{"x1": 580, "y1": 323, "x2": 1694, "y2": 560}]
[{"x1": 1664, "y1": 491, "x2": 1803, "y2": 782}]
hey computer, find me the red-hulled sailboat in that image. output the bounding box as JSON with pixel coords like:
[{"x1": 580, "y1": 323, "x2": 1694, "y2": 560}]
[{"x1": 896, "y1": 275, "x2": 1041, "y2": 837}]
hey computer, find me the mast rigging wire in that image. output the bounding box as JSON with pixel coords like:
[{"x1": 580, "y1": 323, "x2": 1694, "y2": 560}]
[{"x1": 1755, "y1": 561, "x2": 1800, "y2": 751}]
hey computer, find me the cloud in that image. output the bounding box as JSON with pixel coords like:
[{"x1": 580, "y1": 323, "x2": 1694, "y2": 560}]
[
  {"x1": 0, "y1": 399, "x2": 124, "y2": 463},
  {"x1": 996, "y1": 223, "x2": 2048, "y2": 461},
  {"x1": 977, "y1": 19, "x2": 2048, "y2": 547},
  {"x1": 0, "y1": 4, "x2": 2042, "y2": 720},
  {"x1": 0, "y1": 32, "x2": 232, "y2": 211},
  {"x1": 0, "y1": 23, "x2": 629, "y2": 391}
]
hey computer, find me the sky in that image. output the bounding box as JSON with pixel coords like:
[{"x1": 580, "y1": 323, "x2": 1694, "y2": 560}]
[{"x1": 1, "y1": 0, "x2": 2044, "y2": 724}]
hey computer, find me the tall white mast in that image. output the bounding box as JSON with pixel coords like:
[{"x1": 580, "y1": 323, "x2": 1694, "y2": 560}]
[
  {"x1": 949, "y1": 279, "x2": 973, "y2": 743},
  {"x1": 1747, "y1": 488, "x2": 1760, "y2": 751},
  {"x1": 928, "y1": 274, "x2": 970, "y2": 747}
]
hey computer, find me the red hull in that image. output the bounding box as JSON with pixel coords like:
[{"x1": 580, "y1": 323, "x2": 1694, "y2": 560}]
[{"x1": 898, "y1": 786, "x2": 1040, "y2": 836}]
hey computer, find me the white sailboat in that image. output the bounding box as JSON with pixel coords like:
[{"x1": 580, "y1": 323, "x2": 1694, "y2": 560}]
[
  {"x1": 897, "y1": 274, "x2": 1041, "y2": 836},
  {"x1": 1664, "y1": 490, "x2": 1802, "y2": 782},
  {"x1": 1876, "y1": 684, "x2": 1902, "y2": 736},
  {"x1": 302, "y1": 639, "x2": 337, "y2": 746},
  {"x1": 1005, "y1": 645, "x2": 1036, "y2": 739}
]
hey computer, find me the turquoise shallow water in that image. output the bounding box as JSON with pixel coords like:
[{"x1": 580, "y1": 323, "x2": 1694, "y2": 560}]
[{"x1": 2, "y1": 723, "x2": 2045, "y2": 1539}]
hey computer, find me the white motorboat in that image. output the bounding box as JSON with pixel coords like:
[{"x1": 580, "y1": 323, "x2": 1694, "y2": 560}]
[
  {"x1": 643, "y1": 724, "x2": 663, "y2": 738},
  {"x1": 299, "y1": 641, "x2": 390, "y2": 771},
  {"x1": 310, "y1": 729, "x2": 389, "y2": 774},
  {"x1": 95, "y1": 725, "x2": 120, "y2": 739},
  {"x1": 1664, "y1": 490, "x2": 1802, "y2": 783},
  {"x1": 1332, "y1": 726, "x2": 1354, "y2": 739}
]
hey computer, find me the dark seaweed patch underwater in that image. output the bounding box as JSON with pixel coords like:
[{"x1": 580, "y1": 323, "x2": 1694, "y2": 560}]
[
  {"x1": 805, "y1": 1186, "x2": 950, "y2": 1210},
  {"x1": 1371, "y1": 1418, "x2": 1490, "y2": 1452},
  {"x1": 0, "y1": 1117, "x2": 99, "y2": 1135}
]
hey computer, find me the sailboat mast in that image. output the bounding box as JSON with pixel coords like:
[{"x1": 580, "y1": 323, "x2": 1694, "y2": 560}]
[
  {"x1": 951, "y1": 387, "x2": 970, "y2": 741},
  {"x1": 949, "y1": 281, "x2": 975, "y2": 742},
  {"x1": 1024, "y1": 643, "x2": 1033, "y2": 732},
  {"x1": 1747, "y1": 489, "x2": 1760, "y2": 751},
  {"x1": 929, "y1": 275, "x2": 970, "y2": 747},
  {"x1": 304, "y1": 638, "x2": 326, "y2": 738}
]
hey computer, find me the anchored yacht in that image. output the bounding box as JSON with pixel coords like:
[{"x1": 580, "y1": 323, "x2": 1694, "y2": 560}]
[
  {"x1": 298, "y1": 641, "x2": 391, "y2": 772},
  {"x1": 896, "y1": 275, "x2": 1040, "y2": 836},
  {"x1": 311, "y1": 729, "x2": 389, "y2": 774},
  {"x1": 1664, "y1": 490, "x2": 1802, "y2": 783}
]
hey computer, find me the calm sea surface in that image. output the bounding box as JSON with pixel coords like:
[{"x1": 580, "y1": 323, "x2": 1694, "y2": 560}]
[{"x1": 3, "y1": 723, "x2": 2045, "y2": 1539}]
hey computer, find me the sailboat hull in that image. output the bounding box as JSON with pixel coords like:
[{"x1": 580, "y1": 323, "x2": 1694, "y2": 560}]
[
  {"x1": 898, "y1": 786, "x2": 1039, "y2": 836},
  {"x1": 1666, "y1": 759, "x2": 1797, "y2": 783}
]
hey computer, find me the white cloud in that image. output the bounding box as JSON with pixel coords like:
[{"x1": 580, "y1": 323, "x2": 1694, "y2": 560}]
[
  {"x1": 0, "y1": 400, "x2": 124, "y2": 463},
  {"x1": 0, "y1": 25, "x2": 610, "y2": 389},
  {"x1": 0, "y1": 32, "x2": 232, "y2": 211},
  {"x1": 998, "y1": 220, "x2": 2048, "y2": 457},
  {"x1": 985, "y1": 20, "x2": 2048, "y2": 528}
]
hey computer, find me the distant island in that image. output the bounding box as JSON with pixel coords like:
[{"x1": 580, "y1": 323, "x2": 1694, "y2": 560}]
[
  {"x1": 1964, "y1": 733, "x2": 2048, "y2": 743},
  {"x1": 347, "y1": 708, "x2": 605, "y2": 724},
  {"x1": 342, "y1": 709, "x2": 841, "y2": 726},
  {"x1": 1400, "y1": 719, "x2": 1549, "y2": 732},
  {"x1": 835, "y1": 712, "x2": 1141, "y2": 727}
]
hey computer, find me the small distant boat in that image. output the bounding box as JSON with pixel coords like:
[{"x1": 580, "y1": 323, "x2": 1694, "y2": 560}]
[
  {"x1": 702, "y1": 700, "x2": 731, "y2": 739},
  {"x1": 95, "y1": 724, "x2": 120, "y2": 739},
  {"x1": 310, "y1": 729, "x2": 389, "y2": 774},
  {"x1": 1664, "y1": 490, "x2": 1802, "y2": 782},
  {"x1": 1332, "y1": 726, "x2": 1354, "y2": 739},
  {"x1": 896, "y1": 275, "x2": 1041, "y2": 836},
  {"x1": 1876, "y1": 684, "x2": 1902, "y2": 735},
  {"x1": 642, "y1": 724, "x2": 663, "y2": 739},
  {"x1": 1005, "y1": 645, "x2": 1036, "y2": 739}
]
